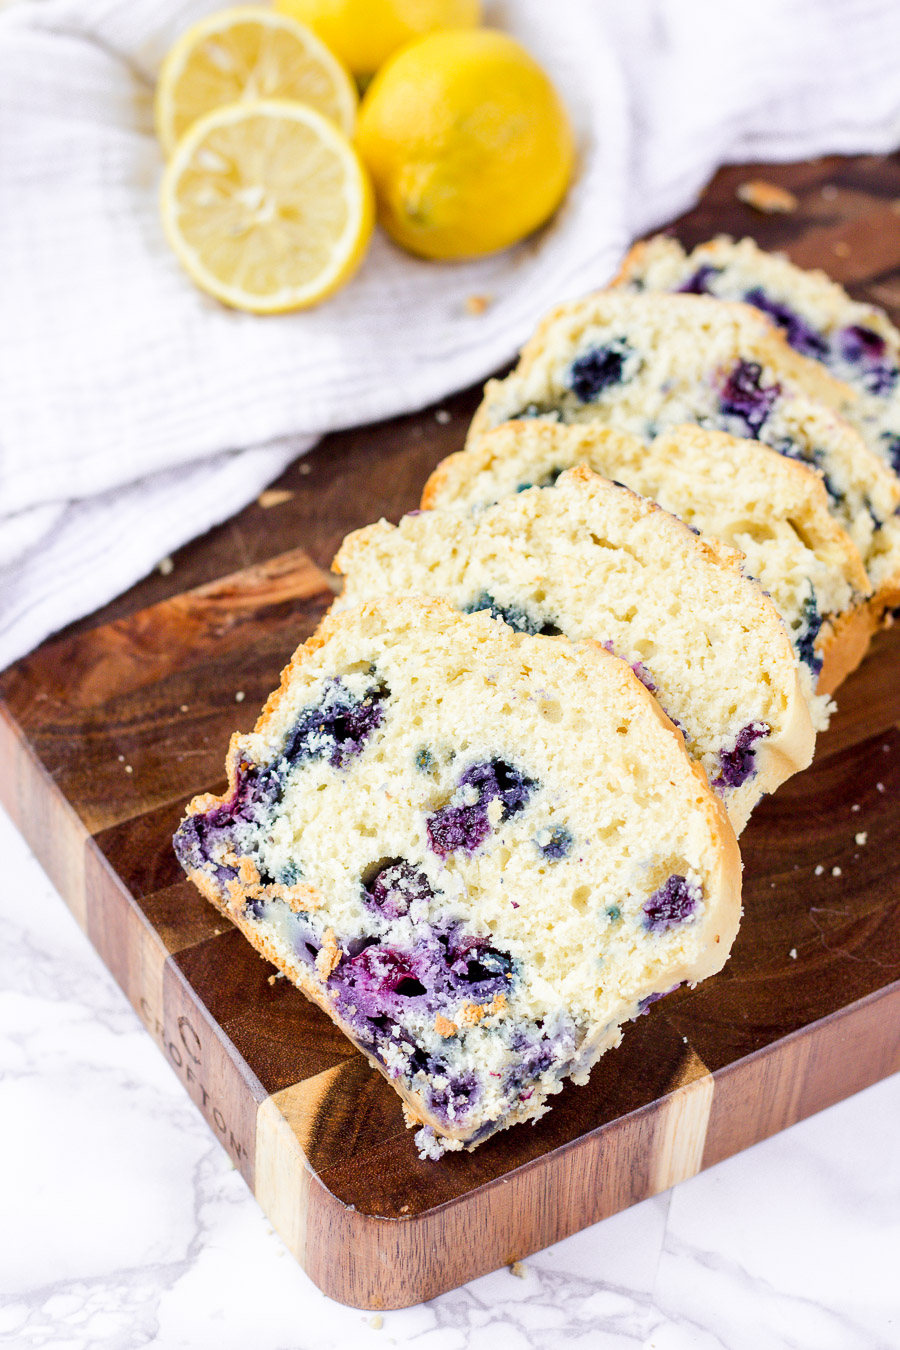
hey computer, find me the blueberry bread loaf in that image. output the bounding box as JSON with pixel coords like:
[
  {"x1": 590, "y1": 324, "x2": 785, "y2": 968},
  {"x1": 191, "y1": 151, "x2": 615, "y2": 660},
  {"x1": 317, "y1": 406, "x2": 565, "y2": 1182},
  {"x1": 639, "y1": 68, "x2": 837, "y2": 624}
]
[
  {"x1": 173, "y1": 599, "x2": 741, "y2": 1157},
  {"x1": 423, "y1": 419, "x2": 872, "y2": 696},
  {"x1": 613, "y1": 234, "x2": 900, "y2": 478},
  {"x1": 467, "y1": 292, "x2": 900, "y2": 610},
  {"x1": 334, "y1": 469, "x2": 817, "y2": 832}
]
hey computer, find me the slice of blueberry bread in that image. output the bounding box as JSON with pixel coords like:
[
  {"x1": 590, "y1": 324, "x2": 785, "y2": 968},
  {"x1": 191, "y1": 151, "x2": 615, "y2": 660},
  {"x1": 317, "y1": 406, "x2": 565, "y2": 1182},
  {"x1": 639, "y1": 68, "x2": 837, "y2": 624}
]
[
  {"x1": 613, "y1": 234, "x2": 900, "y2": 479},
  {"x1": 467, "y1": 292, "x2": 900, "y2": 612},
  {"x1": 423, "y1": 419, "x2": 872, "y2": 697},
  {"x1": 334, "y1": 470, "x2": 817, "y2": 833},
  {"x1": 174, "y1": 598, "x2": 741, "y2": 1157}
]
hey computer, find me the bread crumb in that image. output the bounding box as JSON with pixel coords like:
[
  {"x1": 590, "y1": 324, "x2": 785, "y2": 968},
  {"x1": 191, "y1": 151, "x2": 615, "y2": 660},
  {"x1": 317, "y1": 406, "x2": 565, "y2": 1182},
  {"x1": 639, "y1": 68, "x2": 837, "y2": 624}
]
[
  {"x1": 299, "y1": 462, "x2": 312, "y2": 475},
  {"x1": 158, "y1": 555, "x2": 174, "y2": 576},
  {"x1": 509, "y1": 1260, "x2": 527, "y2": 1278},
  {"x1": 465, "y1": 293, "x2": 493, "y2": 315},
  {"x1": 435, "y1": 409, "x2": 451, "y2": 424},
  {"x1": 400, "y1": 1204, "x2": 410, "y2": 1213},
  {"x1": 833, "y1": 240, "x2": 851, "y2": 258},
  {"x1": 737, "y1": 179, "x2": 798, "y2": 214},
  {"x1": 460, "y1": 1002, "x2": 484, "y2": 1027},
  {"x1": 124, "y1": 764, "x2": 133, "y2": 774},
  {"x1": 235, "y1": 690, "x2": 245, "y2": 703},
  {"x1": 434, "y1": 1013, "x2": 458, "y2": 1038},
  {"x1": 267, "y1": 974, "x2": 277, "y2": 986},
  {"x1": 258, "y1": 488, "x2": 294, "y2": 509},
  {"x1": 315, "y1": 929, "x2": 341, "y2": 979},
  {"x1": 877, "y1": 782, "x2": 885, "y2": 792},
  {"x1": 789, "y1": 948, "x2": 797, "y2": 960},
  {"x1": 851, "y1": 803, "x2": 860, "y2": 812},
  {"x1": 855, "y1": 831, "x2": 868, "y2": 846},
  {"x1": 117, "y1": 754, "x2": 125, "y2": 762},
  {"x1": 180, "y1": 704, "x2": 189, "y2": 713},
  {"x1": 814, "y1": 864, "x2": 824, "y2": 876},
  {"x1": 369, "y1": 1314, "x2": 383, "y2": 1330},
  {"x1": 832, "y1": 866, "x2": 842, "y2": 877},
  {"x1": 820, "y1": 184, "x2": 838, "y2": 201}
]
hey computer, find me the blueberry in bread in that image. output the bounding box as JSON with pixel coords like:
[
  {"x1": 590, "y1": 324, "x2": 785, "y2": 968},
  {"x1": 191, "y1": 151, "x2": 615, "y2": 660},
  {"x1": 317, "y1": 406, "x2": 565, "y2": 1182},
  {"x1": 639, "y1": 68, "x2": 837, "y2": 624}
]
[
  {"x1": 467, "y1": 291, "x2": 900, "y2": 612},
  {"x1": 423, "y1": 419, "x2": 872, "y2": 696},
  {"x1": 174, "y1": 599, "x2": 741, "y2": 1157},
  {"x1": 334, "y1": 470, "x2": 817, "y2": 833}
]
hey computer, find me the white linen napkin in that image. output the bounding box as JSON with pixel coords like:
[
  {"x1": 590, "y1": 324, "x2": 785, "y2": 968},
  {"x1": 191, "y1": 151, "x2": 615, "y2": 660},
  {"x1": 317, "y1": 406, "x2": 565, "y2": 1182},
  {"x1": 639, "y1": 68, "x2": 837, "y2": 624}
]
[{"x1": 2, "y1": 0, "x2": 900, "y2": 669}]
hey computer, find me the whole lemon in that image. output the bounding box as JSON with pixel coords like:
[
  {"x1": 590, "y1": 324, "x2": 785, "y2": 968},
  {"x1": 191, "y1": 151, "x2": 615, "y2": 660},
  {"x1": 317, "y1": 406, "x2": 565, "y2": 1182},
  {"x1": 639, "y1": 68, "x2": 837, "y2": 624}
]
[
  {"x1": 355, "y1": 30, "x2": 575, "y2": 261},
  {"x1": 275, "y1": 0, "x2": 482, "y2": 78}
]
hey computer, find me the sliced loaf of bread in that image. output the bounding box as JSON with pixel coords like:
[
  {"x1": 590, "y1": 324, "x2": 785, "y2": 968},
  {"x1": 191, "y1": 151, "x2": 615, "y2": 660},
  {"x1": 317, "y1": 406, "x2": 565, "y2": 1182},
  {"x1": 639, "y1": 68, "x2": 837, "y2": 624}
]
[
  {"x1": 423, "y1": 419, "x2": 872, "y2": 696},
  {"x1": 173, "y1": 598, "x2": 741, "y2": 1157},
  {"x1": 467, "y1": 292, "x2": 900, "y2": 611},
  {"x1": 613, "y1": 234, "x2": 900, "y2": 478},
  {"x1": 334, "y1": 468, "x2": 818, "y2": 832}
]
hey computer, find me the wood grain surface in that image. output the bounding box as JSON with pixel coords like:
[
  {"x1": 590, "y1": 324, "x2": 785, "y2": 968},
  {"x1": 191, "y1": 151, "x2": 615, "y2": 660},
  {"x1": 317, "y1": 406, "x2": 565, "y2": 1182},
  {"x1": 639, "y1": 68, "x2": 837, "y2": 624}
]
[{"x1": 3, "y1": 153, "x2": 900, "y2": 1310}]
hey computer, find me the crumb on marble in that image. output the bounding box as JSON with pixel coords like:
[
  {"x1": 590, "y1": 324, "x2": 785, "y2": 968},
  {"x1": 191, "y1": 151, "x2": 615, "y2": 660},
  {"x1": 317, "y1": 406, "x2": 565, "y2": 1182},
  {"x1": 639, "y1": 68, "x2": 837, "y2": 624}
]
[
  {"x1": 435, "y1": 409, "x2": 452, "y2": 424},
  {"x1": 736, "y1": 179, "x2": 798, "y2": 213},
  {"x1": 855, "y1": 831, "x2": 868, "y2": 846},
  {"x1": 369, "y1": 1314, "x2": 383, "y2": 1330},
  {"x1": 257, "y1": 488, "x2": 295, "y2": 509},
  {"x1": 158, "y1": 555, "x2": 174, "y2": 576},
  {"x1": 832, "y1": 866, "x2": 842, "y2": 877},
  {"x1": 465, "y1": 293, "x2": 493, "y2": 315},
  {"x1": 508, "y1": 1260, "x2": 527, "y2": 1279}
]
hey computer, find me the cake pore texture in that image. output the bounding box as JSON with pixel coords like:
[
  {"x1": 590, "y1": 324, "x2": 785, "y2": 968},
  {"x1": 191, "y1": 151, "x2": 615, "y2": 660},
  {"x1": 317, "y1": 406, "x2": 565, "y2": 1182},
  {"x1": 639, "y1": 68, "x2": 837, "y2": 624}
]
[
  {"x1": 423, "y1": 418, "x2": 872, "y2": 698},
  {"x1": 466, "y1": 290, "x2": 900, "y2": 612},
  {"x1": 612, "y1": 236, "x2": 900, "y2": 608},
  {"x1": 173, "y1": 598, "x2": 741, "y2": 1153},
  {"x1": 334, "y1": 469, "x2": 817, "y2": 834}
]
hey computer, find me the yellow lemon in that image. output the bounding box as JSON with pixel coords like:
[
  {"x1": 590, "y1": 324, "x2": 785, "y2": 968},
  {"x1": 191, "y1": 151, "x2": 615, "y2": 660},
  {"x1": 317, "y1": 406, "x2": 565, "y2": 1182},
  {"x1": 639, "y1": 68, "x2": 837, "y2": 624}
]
[
  {"x1": 160, "y1": 100, "x2": 374, "y2": 313},
  {"x1": 275, "y1": 0, "x2": 482, "y2": 78},
  {"x1": 155, "y1": 7, "x2": 357, "y2": 156},
  {"x1": 355, "y1": 30, "x2": 574, "y2": 260}
]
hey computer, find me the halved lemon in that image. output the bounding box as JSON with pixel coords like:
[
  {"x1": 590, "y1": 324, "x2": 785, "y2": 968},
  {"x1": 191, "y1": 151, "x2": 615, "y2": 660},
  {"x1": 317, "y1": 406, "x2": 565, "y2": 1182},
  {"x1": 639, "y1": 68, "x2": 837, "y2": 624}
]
[
  {"x1": 155, "y1": 6, "x2": 357, "y2": 156},
  {"x1": 160, "y1": 99, "x2": 374, "y2": 313}
]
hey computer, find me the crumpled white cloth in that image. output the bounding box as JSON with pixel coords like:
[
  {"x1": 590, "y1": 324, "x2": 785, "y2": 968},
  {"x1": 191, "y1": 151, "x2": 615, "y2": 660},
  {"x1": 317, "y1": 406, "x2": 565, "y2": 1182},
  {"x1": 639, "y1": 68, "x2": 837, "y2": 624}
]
[{"x1": 2, "y1": 0, "x2": 900, "y2": 669}]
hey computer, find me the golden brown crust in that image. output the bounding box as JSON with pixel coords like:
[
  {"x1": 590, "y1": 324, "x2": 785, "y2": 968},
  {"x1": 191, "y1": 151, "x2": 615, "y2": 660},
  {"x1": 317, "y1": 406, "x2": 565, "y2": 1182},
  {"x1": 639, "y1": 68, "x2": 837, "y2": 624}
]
[{"x1": 816, "y1": 602, "x2": 879, "y2": 695}]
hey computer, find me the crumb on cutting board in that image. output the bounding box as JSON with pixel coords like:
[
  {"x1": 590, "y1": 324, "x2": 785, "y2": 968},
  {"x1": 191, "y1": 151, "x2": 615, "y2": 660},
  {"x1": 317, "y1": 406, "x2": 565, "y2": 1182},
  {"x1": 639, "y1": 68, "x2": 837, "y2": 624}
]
[
  {"x1": 258, "y1": 488, "x2": 295, "y2": 509},
  {"x1": 736, "y1": 179, "x2": 798, "y2": 214}
]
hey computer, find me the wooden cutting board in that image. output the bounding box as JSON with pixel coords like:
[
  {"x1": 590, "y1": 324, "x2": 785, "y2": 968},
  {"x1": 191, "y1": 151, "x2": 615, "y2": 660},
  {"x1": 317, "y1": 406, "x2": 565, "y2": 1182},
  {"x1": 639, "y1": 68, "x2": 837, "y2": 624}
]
[{"x1": 3, "y1": 153, "x2": 900, "y2": 1311}]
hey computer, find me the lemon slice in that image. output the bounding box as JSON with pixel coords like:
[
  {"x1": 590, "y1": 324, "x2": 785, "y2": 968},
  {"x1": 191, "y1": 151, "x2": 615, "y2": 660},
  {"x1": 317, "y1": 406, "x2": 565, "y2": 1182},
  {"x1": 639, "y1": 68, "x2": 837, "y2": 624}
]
[
  {"x1": 160, "y1": 100, "x2": 374, "y2": 313},
  {"x1": 155, "y1": 6, "x2": 357, "y2": 155}
]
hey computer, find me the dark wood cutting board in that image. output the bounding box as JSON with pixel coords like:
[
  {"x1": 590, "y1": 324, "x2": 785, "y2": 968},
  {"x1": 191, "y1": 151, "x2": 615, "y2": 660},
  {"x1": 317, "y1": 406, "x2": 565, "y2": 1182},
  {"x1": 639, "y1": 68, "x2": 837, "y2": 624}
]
[{"x1": 3, "y1": 154, "x2": 900, "y2": 1311}]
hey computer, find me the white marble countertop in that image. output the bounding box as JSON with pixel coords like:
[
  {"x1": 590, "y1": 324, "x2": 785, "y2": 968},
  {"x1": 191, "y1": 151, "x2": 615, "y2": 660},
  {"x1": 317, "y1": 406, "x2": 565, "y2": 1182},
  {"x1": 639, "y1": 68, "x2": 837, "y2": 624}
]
[{"x1": 2, "y1": 802, "x2": 898, "y2": 1350}]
